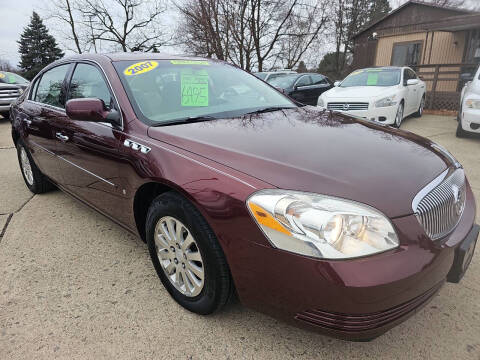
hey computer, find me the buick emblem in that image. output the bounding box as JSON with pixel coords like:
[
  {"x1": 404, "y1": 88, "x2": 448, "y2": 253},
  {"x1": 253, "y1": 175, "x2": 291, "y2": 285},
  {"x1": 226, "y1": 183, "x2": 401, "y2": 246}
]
[
  {"x1": 451, "y1": 185, "x2": 464, "y2": 216},
  {"x1": 343, "y1": 103, "x2": 350, "y2": 111}
]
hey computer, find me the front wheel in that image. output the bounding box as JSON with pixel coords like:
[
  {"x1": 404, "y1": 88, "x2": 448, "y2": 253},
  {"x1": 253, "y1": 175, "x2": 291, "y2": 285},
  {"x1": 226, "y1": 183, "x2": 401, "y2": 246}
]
[
  {"x1": 16, "y1": 141, "x2": 55, "y2": 194},
  {"x1": 146, "y1": 192, "x2": 233, "y2": 315},
  {"x1": 393, "y1": 102, "x2": 404, "y2": 128},
  {"x1": 456, "y1": 120, "x2": 469, "y2": 138}
]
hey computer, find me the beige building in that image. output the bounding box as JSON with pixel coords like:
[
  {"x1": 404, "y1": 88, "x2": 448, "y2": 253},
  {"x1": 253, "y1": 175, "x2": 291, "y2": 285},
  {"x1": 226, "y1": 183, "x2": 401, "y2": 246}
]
[{"x1": 352, "y1": 0, "x2": 480, "y2": 110}]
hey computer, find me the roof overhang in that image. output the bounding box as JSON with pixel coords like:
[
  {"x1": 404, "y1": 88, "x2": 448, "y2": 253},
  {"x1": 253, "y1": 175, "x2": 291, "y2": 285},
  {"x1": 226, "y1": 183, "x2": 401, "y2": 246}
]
[{"x1": 421, "y1": 14, "x2": 480, "y2": 32}]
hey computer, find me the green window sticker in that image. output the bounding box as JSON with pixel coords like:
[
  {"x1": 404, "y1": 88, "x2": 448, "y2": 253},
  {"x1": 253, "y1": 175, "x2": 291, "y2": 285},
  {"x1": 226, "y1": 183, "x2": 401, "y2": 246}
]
[
  {"x1": 181, "y1": 72, "x2": 209, "y2": 106},
  {"x1": 171, "y1": 60, "x2": 209, "y2": 65},
  {"x1": 367, "y1": 73, "x2": 379, "y2": 85}
]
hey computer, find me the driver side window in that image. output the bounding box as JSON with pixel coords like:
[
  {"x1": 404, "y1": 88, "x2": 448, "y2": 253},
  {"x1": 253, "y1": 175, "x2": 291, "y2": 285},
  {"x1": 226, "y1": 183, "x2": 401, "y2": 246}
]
[
  {"x1": 296, "y1": 75, "x2": 312, "y2": 87},
  {"x1": 69, "y1": 63, "x2": 113, "y2": 108}
]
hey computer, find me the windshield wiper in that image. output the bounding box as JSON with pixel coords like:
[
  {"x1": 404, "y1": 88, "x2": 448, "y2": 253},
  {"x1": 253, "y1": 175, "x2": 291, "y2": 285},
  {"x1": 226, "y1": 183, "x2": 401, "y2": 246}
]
[
  {"x1": 243, "y1": 106, "x2": 294, "y2": 115},
  {"x1": 152, "y1": 115, "x2": 217, "y2": 127}
]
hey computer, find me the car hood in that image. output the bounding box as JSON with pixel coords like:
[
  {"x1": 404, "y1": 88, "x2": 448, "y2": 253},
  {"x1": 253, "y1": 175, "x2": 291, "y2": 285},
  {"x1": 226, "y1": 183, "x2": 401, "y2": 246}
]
[
  {"x1": 324, "y1": 86, "x2": 396, "y2": 99},
  {"x1": 147, "y1": 107, "x2": 451, "y2": 218}
]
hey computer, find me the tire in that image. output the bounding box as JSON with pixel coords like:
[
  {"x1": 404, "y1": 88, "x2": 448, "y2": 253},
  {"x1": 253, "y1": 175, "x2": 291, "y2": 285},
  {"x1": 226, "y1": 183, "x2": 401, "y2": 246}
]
[
  {"x1": 456, "y1": 120, "x2": 469, "y2": 138},
  {"x1": 146, "y1": 191, "x2": 232, "y2": 315},
  {"x1": 393, "y1": 102, "x2": 404, "y2": 128},
  {"x1": 0, "y1": 111, "x2": 9, "y2": 121},
  {"x1": 413, "y1": 96, "x2": 425, "y2": 118},
  {"x1": 16, "y1": 140, "x2": 55, "y2": 194}
]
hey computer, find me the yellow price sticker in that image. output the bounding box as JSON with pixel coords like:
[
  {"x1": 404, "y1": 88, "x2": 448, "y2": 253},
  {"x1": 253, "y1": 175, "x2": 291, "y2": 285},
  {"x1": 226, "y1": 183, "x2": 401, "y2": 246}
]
[{"x1": 124, "y1": 61, "x2": 158, "y2": 76}]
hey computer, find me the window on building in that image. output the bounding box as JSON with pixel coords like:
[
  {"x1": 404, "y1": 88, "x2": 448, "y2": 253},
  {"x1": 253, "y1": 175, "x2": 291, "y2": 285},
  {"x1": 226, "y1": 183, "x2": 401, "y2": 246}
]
[{"x1": 391, "y1": 42, "x2": 422, "y2": 66}]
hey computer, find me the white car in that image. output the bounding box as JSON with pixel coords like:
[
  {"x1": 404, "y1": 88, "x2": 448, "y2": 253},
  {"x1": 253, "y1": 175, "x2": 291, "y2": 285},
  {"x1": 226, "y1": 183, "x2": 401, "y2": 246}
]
[
  {"x1": 457, "y1": 66, "x2": 480, "y2": 137},
  {"x1": 317, "y1": 67, "x2": 426, "y2": 128}
]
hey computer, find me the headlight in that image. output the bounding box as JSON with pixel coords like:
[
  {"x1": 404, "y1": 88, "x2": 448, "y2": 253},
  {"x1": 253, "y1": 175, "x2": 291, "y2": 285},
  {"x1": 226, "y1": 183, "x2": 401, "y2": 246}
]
[
  {"x1": 247, "y1": 190, "x2": 399, "y2": 260},
  {"x1": 317, "y1": 96, "x2": 325, "y2": 108},
  {"x1": 375, "y1": 95, "x2": 397, "y2": 108},
  {"x1": 466, "y1": 99, "x2": 480, "y2": 109}
]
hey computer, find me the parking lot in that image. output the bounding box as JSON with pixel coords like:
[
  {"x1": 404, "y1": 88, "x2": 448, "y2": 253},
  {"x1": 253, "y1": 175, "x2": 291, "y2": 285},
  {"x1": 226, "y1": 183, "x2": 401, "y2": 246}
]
[{"x1": 0, "y1": 114, "x2": 479, "y2": 359}]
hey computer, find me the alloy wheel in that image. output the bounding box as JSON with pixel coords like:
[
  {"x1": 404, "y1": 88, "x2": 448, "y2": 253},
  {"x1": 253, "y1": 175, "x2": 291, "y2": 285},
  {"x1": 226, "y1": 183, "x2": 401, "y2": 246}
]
[
  {"x1": 395, "y1": 104, "x2": 404, "y2": 127},
  {"x1": 20, "y1": 147, "x2": 34, "y2": 186},
  {"x1": 154, "y1": 216, "x2": 205, "y2": 297},
  {"x1": 419, "y1": 97, "x2": 424, "y2": 116}
]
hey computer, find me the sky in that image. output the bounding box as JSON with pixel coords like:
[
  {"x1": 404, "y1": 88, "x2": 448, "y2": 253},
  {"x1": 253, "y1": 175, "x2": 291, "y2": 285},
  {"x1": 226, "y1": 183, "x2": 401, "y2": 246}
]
[{"x1": 0, "y1": 0, "x2": 477, "y2": 69}]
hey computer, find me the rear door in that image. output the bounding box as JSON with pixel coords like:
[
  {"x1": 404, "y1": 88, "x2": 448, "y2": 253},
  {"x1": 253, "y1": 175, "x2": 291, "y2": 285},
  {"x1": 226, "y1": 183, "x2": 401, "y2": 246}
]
[
  {"x1": 310, "y1": 74, "x2": 333, "y2": 103},
  {"x1": 290, "y1": 75, "x2": 313, "y2": 104},
  {"x1": 22, "y1": 63, "x2": 71, "y2": 183},
  {"x1": 54, "y1": 61, "x2": 126, "y2": 218}
]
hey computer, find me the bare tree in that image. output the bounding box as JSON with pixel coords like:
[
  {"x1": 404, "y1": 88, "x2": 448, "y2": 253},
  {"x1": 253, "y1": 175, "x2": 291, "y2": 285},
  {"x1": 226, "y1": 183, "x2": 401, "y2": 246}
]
[
  {"x1": 176, "y1": 0, "x2": 330, "y2": 71},
  {"x1": 46, "y1": 0, "x2": 83, "y2": 53},
  {"x1": 76, "y1": 0, "x2": 169, "y2": 52},
  {"x1": 267, "y1": 0, "x2": 330, "y2": 69}
]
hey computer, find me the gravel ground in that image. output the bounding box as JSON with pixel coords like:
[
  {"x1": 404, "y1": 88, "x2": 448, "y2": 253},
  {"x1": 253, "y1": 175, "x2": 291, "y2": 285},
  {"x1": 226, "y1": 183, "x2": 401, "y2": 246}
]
[{"x1": 1, "y1": 114, "x2": 479, "y2": 359}]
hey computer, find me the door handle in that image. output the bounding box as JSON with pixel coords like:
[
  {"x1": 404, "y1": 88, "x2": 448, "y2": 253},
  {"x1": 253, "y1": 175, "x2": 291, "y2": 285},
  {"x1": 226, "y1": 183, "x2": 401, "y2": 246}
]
[{"x1": 56, "y1": 132, "x2": 69, "y2": 142}]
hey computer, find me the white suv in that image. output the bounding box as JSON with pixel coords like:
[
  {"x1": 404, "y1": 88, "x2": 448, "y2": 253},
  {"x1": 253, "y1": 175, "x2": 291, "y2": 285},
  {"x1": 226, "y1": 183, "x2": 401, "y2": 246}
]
[{"x1": 457, "y1": 66, "x2": 480, "y2": 137}]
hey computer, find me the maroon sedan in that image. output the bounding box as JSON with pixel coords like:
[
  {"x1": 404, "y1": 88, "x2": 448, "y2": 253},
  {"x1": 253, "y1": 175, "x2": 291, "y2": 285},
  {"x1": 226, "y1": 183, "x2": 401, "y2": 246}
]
[{"x1": 10, "y1": 54, "x2": 478, "y2": 340}]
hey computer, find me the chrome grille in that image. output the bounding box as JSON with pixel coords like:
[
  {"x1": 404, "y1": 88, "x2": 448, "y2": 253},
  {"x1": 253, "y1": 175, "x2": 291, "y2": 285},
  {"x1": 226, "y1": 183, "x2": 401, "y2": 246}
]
[
  {"x1": 0, "y1": 87, "x2": 21, "y2": 99},
  {"x1": 327, "y1": 102, "x2": 369, "y2": 111},
  {"x1": 413, "y1": 168, "x2": 466, "y2": 240}
]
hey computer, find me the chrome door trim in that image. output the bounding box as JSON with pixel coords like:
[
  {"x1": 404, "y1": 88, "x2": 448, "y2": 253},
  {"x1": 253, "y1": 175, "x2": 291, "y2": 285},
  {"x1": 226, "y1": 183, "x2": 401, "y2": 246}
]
[
  {"x1": 30, "y1": 140, "x2": 115, "y2": 187},
  {"x1": 57, "y1": 156, "x2": 116, "y2": 187}
]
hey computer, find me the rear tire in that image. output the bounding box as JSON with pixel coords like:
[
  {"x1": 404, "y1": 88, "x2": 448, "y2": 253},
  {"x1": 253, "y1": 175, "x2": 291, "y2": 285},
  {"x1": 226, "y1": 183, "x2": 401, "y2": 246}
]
[
  {"x1": 146, "y1": 191, "x2": 233, "y2": 315},
  {"x1": 0, "y1": 111, "x2": 9, "y2": 121},
  {"x1": 16, "y1": 140, "x2": 55, "y2": 194},
  {"x1": 413, "y1": 96, "x2": 425, "y2": 118}
]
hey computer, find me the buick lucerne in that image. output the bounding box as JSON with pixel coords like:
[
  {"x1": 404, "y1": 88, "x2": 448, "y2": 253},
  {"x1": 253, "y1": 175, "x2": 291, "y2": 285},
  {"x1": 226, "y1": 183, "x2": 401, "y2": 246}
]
[{"x1": 10, "y1": 54, "x2": 478, "y2": 341}]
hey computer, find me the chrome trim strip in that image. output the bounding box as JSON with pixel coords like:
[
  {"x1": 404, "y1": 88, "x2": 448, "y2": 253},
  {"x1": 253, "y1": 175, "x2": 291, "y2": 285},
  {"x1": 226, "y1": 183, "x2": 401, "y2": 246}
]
[
  {"x1": 30, "y1": 141, "x2": 115, "y2": 187},
  {"x1": 412, "y1": 169, "x2": 449, "y2": 211},
  {"x1": 30, "y1": 140, "x2": 55, "y2": 156},
  {"x1": 57, "y1": 156, "x2": 116, "y2": 187}
]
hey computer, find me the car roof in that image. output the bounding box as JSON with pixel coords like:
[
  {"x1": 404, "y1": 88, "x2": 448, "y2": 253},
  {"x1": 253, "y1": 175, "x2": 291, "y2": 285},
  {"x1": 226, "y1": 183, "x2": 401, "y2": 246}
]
[{"x1": 60, "y1": 52, "x2": 222, "y2": 63}]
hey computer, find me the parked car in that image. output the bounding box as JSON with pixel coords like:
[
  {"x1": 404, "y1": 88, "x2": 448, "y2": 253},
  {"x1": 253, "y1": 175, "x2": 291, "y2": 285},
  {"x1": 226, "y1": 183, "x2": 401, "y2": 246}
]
[
  {"x1": 0, "y1": 71, "x2": 29, "y2": 120},
  {"x1": 10, "y1": 54, "x2": 478, "y2": 341},
  {"x1": 457, "y1": 66, "x2": 480, "y2": 137},
  {"x1": 267, "y1": 73, "x2": 333, "y2": 105},
  {"x1": 317, "y1": 67, "x2": 426, "y2": 128},
  {"x1": 252, "y1": 69, "x2": 296, "y2": 82}
]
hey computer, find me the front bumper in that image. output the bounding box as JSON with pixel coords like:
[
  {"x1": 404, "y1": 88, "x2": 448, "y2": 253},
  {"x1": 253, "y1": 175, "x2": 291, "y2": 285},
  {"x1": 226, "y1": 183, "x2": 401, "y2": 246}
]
[
  {"x1": 227, "y1": 184, "x2": 477, "y2": 340},
  {"x1": 323, "y1": 105, "x2": 398, "y2": 125},
  {"x1": 0, "y1": 98, "x2": 16, "y2": 112},
  {"x1": 461, "y1": 108, "x2": 480, "y2": 134}
]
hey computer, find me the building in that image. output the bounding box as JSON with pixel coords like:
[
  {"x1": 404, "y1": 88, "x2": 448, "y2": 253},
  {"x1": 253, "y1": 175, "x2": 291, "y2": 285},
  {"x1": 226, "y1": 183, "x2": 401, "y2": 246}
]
[{"x1": 352, "y1": 0, "x2": 480, "y2": 110}]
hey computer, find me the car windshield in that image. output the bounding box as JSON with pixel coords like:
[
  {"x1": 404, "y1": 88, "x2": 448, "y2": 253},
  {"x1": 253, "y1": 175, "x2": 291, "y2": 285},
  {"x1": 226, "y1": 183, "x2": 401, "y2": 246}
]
[
  {"x1": 267, "y1": 74, "x2": 298, "y2": 88},
  {"x1": 340, "y1": 69, "x2": 401, "y2": 87},
  {"x1": 114, "y1": 60, "x2": 296, "y2": 125},
  {"x1": 0, "y1": 71, "x2": 29, "y2": 85}
]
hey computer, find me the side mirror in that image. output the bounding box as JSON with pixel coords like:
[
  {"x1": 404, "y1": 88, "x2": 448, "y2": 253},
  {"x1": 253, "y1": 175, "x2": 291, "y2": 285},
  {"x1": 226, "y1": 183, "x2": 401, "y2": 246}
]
[
  {"x1": 460, "y1": 73, "x2": 474, "y2": 81},
  {"x1": 334, "y1": 81, "x2": 341, "y2": 87},
  {"x1": 66, "y1": 98, "x2": 120, "y2": 126},
  {"x1": 407, "y1": 79, "x2": 419, "y2": 86}
]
